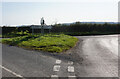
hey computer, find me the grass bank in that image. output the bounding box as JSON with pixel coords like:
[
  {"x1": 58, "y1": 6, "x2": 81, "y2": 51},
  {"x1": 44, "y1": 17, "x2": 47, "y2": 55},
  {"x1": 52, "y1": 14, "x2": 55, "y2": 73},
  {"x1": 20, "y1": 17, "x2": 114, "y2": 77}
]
[{"x1": 2, "y1": 34, "x2": 78, "y2": 53}]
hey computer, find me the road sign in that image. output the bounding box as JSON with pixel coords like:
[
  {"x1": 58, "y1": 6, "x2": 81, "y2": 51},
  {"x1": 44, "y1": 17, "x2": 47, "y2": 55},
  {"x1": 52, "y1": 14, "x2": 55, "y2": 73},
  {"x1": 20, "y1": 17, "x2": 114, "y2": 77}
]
[
  {"x1": 31, "y1": 25, "x2": 52, "y2": 29},
  {"x1": 40, "y1": 17, "x2": 45, "y2": 34},
  {"x1": 41, "y1": 17, "x2": 45, "y2": 25},
  {"x1": 31, "y1": 17, "x2": 52, "y2": 34}
]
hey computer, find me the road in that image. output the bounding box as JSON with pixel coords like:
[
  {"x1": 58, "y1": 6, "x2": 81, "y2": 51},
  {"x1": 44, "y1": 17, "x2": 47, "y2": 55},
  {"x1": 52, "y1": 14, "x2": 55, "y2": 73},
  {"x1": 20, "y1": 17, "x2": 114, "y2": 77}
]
[{"x1": 1, "y1": 35, "x2": 119, "y2": 78}]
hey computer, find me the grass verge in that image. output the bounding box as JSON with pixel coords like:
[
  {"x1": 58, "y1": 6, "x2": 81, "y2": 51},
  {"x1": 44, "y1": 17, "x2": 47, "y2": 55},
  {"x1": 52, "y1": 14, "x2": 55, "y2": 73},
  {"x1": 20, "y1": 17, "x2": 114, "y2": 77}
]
[{"x1": 2, "y1": 34, "x2": 78, "y2": 53}]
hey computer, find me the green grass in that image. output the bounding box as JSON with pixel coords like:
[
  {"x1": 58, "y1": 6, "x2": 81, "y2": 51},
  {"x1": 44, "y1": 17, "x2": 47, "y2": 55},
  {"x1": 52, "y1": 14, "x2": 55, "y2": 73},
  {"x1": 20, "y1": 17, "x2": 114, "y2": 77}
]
[
  {"x1": 2, "y1": 31, "x2": 30, "y2": 38},
  {"x1": 2, "y1": 34, "x2": 78, "y2": 53},
  {"x1": 0, "y1": 35, "x2": 2, "y2": 38}
]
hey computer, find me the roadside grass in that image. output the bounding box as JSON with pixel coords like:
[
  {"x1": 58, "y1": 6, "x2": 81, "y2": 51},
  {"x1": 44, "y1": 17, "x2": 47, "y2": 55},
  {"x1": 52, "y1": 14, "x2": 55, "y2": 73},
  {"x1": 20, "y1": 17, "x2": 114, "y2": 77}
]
[
  {"x1": 0, "y1": 35, "x2": 2, "y2": 38},
  {"x1": 2, "y1": 31, "x2": 30, "y2": 38},
  {"x1": 2, "y1": 34, "x2": 78, "y2": 53}
]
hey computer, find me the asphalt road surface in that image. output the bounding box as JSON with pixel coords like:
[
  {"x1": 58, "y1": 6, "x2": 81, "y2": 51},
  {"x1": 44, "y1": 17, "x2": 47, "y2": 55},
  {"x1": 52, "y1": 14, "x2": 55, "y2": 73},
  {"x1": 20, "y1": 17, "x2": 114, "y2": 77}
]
[{"x1": 1, "y1": 35, "x2": 119, "y2": 78}]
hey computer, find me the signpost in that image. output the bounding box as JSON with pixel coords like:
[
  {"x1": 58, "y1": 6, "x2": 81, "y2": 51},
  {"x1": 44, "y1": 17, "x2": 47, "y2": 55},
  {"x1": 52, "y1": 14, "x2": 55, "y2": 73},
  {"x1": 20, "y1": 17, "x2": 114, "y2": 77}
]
[
  {"x1": 40, "y1": 17, "x2": 45, "y2": 34},
  {"x1": 32, "y1": 25, "x2": 34, "y2": 35},
  {"x1": 31, "y1": 17, "x2": 52, "y2": 34}
]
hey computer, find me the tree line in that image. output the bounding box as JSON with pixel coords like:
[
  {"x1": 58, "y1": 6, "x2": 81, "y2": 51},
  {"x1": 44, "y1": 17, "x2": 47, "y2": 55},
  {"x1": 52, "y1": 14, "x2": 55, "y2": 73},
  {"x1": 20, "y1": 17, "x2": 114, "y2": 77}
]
[{"x1": 1, "y1": 22, "x2": 120, "y2": 36}]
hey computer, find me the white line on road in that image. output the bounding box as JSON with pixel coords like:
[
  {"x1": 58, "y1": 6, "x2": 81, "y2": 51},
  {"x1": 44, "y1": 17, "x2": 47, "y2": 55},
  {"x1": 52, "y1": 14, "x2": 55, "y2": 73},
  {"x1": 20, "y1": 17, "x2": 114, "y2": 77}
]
[
  {"x1": 51, "y1": 75, "x2": 59, "y2": 79},
  {"x1": 68, "y1": 76, "x2": 76, "y2": 79},
  {"x1": 51, "y1": 75, "x2": 58, "y2": 77},
  {"x1": 68, "y1": 66, "x2": 74, "y2": 72},
  {"x1": 53, "y1": 65, "x2": 61, "y2": 72},
  {"x1": 0, "y1": 65, "x2": 25, "y2": 79},
  {"x1": 56, "y1": 60, "x2": 61, "y2": 64},
  {"x1": 68, "y1": 61, "x2": 73, "y2": 65},
  {"x1": 68, "y1": 75, "x2": 76, "y2": 77}
]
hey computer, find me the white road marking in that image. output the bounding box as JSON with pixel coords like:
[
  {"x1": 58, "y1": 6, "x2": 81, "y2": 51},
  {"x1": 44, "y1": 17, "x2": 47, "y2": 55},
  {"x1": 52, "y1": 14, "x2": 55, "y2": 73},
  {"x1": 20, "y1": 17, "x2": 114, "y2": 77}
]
[
  {"x1": 68, "y1": 75, "x2": 76, "y2": 77},
  {"x1": 68, "y1": 76, "x2": 76, "y2": 79},
  {"x1": 51, "y1": 75, "x2": 58, "y2": 77},
  {"x1": 53, "y1": 65, "x2": 61, "y2": 71},
  {"x1": 0, "y1": 65, "x2": 24, "y2": 79},
  {"x1": 68, "y1": 61, "x2": 73, "y2": 65},
  {"x1": 68, "y1": 66, "x2": 74, "y2": 72},
  {"x1": 56, "y1": 60, "x2": 61, "y2": 64}
]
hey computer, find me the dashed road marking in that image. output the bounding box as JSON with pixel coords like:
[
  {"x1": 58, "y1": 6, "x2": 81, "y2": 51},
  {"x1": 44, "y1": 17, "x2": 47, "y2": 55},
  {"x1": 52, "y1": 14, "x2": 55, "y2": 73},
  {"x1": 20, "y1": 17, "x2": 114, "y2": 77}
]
[
  {"x1": 51, "y1": 75, "x2": 58, "y2": 77},
  {"x1": 68, "y1": 61, "x2": 73, "y2": 65},
  {"x1": 53, "y1": 65, "x2": 61, "y2": 72},
  {"x1": 68, "y1": 76, "x2": 76, "y2": 79},
  {"x1": 56, "y1": 60, "x2": 61, "y2": 64},
  {"x1": 52, "y1": 60, "x2": 75, "y2": 77},
  {"x1": 0, "y1": 65, "x2": 25, "y2": 79},
  {"x1": 68, "y1": 66, "x2": 74, "y2": 72},
  {"x1": 68, "y1": 75, "x2": 76, "y2": 77}
]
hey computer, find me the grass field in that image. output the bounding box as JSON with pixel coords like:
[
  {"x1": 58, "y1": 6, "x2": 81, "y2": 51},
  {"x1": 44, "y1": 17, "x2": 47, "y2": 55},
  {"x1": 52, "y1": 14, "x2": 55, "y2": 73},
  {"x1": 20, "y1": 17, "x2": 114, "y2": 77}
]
[{"x1": 2, "y1": 34, "x2": 78, "y2": 53}]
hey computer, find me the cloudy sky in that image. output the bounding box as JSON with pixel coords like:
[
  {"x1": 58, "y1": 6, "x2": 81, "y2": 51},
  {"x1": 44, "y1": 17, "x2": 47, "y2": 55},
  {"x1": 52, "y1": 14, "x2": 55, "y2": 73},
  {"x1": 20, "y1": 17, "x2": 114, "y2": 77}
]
[{"x1": 1, "y1": 0, "x2": 120, "y2": 26}]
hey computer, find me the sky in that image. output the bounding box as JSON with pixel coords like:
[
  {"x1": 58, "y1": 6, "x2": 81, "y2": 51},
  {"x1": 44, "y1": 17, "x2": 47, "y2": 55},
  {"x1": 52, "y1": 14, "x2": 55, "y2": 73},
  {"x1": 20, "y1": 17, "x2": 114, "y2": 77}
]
[{"x1": 1, "y1": 0, "x2": 120, "y2": 26}]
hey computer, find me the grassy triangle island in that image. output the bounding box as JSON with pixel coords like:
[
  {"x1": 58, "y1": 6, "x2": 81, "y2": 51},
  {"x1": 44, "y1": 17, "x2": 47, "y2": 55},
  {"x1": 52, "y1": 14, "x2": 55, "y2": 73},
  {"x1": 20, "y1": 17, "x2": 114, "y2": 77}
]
[{"x1": 2, "y1": 33, "x2": 78, "y2": 53}]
